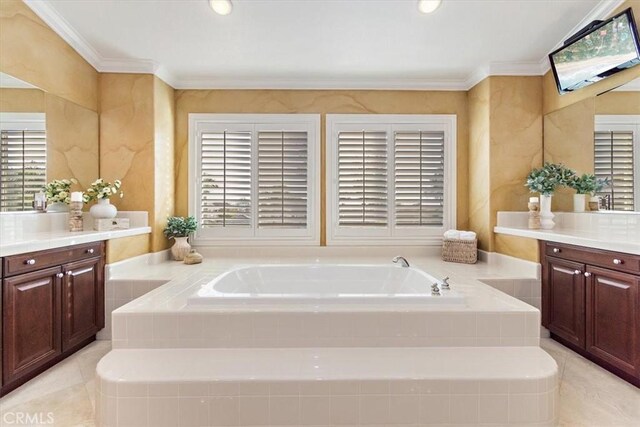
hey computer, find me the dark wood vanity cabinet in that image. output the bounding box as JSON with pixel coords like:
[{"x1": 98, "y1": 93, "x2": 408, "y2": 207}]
[
  {"x1": 541, "y1": 241, "x2": 640, "y2": 386},
  {"x1": 1, "y1": 242, "x2": 105, "y2": 396}
]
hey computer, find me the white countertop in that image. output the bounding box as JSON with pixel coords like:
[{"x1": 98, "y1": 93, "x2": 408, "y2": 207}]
[
  {"x1": 0, "y1": 226, "x2": 151, "y2": 257},
  {"x1": 494, "y1": 211, "x2": 640, "y2": 255}
]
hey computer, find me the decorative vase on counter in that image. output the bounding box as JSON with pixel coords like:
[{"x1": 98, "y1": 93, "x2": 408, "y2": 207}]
[
  {"x1": 46, "y1": 201, "x2": 68, "y2": 213},
  {"x1": 171, "y1": 236, "x2": 191, "y2": 261},
  {"x1": 589, "y1": 196, "x2": 600, "y2": 211},
  {"x1": 90, "y1": 198, "x2": 117, "y2": 219},
  {"x1": 573, "y1": 194, "x2": 586, "y2": 212},
  {"x1": 539, "y1": 194, "x2": 555, "y2": 229}
]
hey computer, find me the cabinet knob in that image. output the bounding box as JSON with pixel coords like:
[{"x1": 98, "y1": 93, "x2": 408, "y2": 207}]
[
  {"x1": 24, "y1": 259, "x2": 36, "y2": 265},
  {"x1": 86, "y1": 248, "x2": 95, "y2": 254},
  {"x1": 613, "y1": 259, "x2": 623, "y2": 265},
  {"x1": 584, "y1": 272, "x2": 592, "y2": 277},
  {"x1": 553, "y1": 248, "x2": 561, "y2": 253},
  {"x1": 66, "y1": 271, "x2": 73, "y2": 276},
  {"x1": 56, "y1": 273, "x2": 64, "y2": 278},
  {"x1": 574, "y1": 270, "x2": 582, "y2": 275}
]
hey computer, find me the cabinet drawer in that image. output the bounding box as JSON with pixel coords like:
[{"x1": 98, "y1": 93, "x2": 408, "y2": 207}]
[
  {"x1": 544, "y1": 242, "x2": 640, "y2": 275},
  {"x1": 3, "y1": 242, "x2": 104, "y2": 277}
]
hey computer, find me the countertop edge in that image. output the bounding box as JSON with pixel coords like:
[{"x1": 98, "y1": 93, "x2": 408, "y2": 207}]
[
  {"x1": 0, "y1": 226, "x2": 152, "y2": 257},
  {"x1": 494, "y1": 226, "x2": 640, "y2": 255}
]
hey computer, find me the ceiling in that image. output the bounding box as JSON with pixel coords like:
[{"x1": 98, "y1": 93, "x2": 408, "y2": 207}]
[{"x1": 26, "y1": 0, "x2": 625, "y2": 90}]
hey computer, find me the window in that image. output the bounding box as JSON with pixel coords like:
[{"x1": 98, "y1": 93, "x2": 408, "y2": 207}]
[
  {"x1": 189, "y1": 114, "x2": 320, "y2": 245},
  {"x1": 326, "y1": 114, "x2": 456, "y2": 245},
  {"x1": 594, "y1": 116, "x2": 640, "y2": 211},
  {"x1": 0, "y1": 113, "x2": 46, "y2": 212}
]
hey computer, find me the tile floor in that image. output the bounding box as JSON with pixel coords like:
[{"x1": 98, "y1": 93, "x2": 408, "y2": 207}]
[{"x1": 0, "y1": 339, "x2": 638, "y2": 427}]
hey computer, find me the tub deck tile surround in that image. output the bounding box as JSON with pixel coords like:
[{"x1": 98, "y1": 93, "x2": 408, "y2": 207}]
[{"x1": 96, "y1": 347, "x2": 558, "y2": 427}]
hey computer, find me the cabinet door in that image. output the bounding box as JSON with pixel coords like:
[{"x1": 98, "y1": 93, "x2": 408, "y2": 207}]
[
  {"x1": 586, "y1": 266, "x2": 639, "y2": 377},
  {"x1": 62, "y1": 257, "x2": 104, "y2": 351},
  {"x1": 2, "y1": 266, "x2": 62, "y2": 384},
  {"x1": 544, "y1": 256, "x2": 586, "y2": 348}
]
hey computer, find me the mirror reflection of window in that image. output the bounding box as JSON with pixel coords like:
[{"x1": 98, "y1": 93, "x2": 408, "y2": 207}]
[
  {"x1": 594, "y1": 115, "x2": 640, "y2": 211},
  {"x1": 0, "y1": 113, "x2": 47, "y2": 212}
]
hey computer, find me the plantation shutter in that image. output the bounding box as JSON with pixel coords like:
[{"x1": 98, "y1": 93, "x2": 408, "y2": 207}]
[
  {"x1": 594, "y1": 130, "x2": 634, "y2": 211},
  {"x1": 337, "y1": 130, "x2": 388, "y2": 226},
  {"x1": 394, "y1": 130, "x2": 445, "y2": 226},
  {"x1": 0, "y1": 129, "x2": 47, "y2": 211},
  {"x1": 257, "y1": 131, "x2": 308, "y2": 228},
  {"x1": 200, "y1": 130, "x2": 252, "y2": 227}
]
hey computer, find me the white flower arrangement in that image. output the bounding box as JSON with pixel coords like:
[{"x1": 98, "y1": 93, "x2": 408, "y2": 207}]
[
  {"x1": 85, "y1": 178, "x2": 123, "y2": 202},
  {"x1": 43, "y1": 178, "x2": 77, "y2": 204}
]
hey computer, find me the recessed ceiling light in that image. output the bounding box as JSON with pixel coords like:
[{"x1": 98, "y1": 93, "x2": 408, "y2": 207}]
[
  {"x1": 209, "y1": 0, "x2": 233, "y2": 16},
  {"x1": 418, "y1": 0, "x2": 442, "y2": 14}
]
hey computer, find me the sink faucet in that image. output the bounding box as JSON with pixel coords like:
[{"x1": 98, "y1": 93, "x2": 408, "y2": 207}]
[{"x1": 392, "y1": 256, "x2": 410, "y2": 267}]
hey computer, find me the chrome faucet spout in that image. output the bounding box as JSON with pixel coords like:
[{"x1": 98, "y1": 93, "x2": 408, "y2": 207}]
[{"x1": 392, "y1": 256, "x2": 410, "y2": 267}]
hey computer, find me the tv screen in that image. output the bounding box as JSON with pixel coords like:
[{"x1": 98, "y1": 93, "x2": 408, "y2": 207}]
[{"x1": 549, "y1": 8, "x2": 640, "y2": 94}]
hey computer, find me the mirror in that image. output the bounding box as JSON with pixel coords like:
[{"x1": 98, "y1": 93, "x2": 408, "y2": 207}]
[
  {"x1": 0, "y1": 72, "x2": 99, "y2": 212},
  {"x1": 544, "y1": 78, "x2": 640, "y2": 212}
]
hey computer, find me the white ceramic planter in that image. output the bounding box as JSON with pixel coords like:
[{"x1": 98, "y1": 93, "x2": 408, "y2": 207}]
[
  {"x1": 46, "y1": 202, "x2": 68, "y2": 213},
  {"x1": 90, "y1": 198, "x2": 118, "y2": 219},
  {"x1": 171, "y1": 237, "x2": 191, "y2": 261},
  {"x1": 539, "y1": 194, "x2": 555, "y2": 229},
  {"x1": 573, "y1": 194, "x2": 586, "y2": 212}
]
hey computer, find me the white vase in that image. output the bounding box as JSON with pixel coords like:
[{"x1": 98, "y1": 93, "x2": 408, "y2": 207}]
[
  {"x1": 171, "y1": 236, "x2": 191, "y2": 261},
  {"x1": 540, "y1": 194, "x2": 555, "y2": 229},
  {"x1": 46, "y1": 201, "x2": 68, "y2": 213},
  {"x1": 573, "y1": 194, "x2": 586, "y2": 212},
  {"x1": 90, "y1": 198, "x2": 117, "y2": 219}
]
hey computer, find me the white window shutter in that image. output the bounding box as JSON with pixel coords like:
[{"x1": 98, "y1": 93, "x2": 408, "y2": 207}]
[
  {"x1": 258, "y1": 130, "x2": 308, "y2": 228},
  {"x1": 337, "y1": 130, "x2": 388, "y2": 226},
  {"x1": 594, "y1": 130, "x2": 635, "y2": 211},
  {"x1": 0, "y1": 129, "x2": 47, "y2": 211},
  {"x1": 200, "y1": 130, "x2": 252, "y2": 227},
  {"x1": 394, "y1": 130, "x2": 445, "y2": 226}
]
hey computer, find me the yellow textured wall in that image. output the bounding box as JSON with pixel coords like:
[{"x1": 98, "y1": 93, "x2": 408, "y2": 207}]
[
  {"x1": 595, "y1": 91, "x2": 640, "y2": 115},
  {"x1": 468, "y1": 79, "x2": 491, "y2": 251},
  {"x1": 0, "y1": 0, "x2": 98, "y2": 111},
  {"x1": 542, "y1": 0, "x2": 640, "y2": 115},
  {"x1": 153, "y1": 77, "x2": 176, "y2": 251},
  {"x1": 99, "y1": 73, "x2": 176, "y2": 254},
  {"x1": 46, "y1": 93, "x2": 99, "y2": 191},
  {"x1": 106, "y1": 235, "x2": 151, "y2": 264},
  {"x1": 0, "y1": 88, "x2": 44, "y2": 112},
  {"x1": 174, "y1": 90, "x2": 470, "y2": 244},
  {"x1": 468, "y1": 77, "x2": 543, "y2": 260}
]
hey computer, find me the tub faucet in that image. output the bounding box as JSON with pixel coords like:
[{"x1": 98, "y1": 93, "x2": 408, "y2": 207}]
[{"x1": 392, "y1": 256, "x2": 410, "y2": 267}]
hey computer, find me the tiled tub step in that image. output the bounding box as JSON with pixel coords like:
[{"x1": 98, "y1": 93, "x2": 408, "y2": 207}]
[{"x1": 96, "y1": 347, "x2": 558, "y2": 426}]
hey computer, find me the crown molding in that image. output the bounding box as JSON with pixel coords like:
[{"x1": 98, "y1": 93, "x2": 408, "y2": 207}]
[
  {"x1": 24, "y1": 0, "x2": 102, "y2": 70},
  {"x1": 172, "y1": 77, "x2": 470, "y2": 91},
  {"x1": 23, "y1": 0, "x2": 628, "y2": 91}
]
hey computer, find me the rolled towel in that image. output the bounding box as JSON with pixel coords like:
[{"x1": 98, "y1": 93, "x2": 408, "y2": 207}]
[
  {"x1": 444, "y1": 229, "x2": 460, "y2": 239},
  {"x1": 459, "y1": 231, "x2": 477, "y2": 241}
]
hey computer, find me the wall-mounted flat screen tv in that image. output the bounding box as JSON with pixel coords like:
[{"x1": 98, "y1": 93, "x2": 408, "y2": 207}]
[{"x1": 549, "y1": 8, "x2": 640, "y2": 94}]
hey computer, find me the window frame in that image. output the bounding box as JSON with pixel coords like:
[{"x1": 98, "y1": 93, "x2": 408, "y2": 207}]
[
  {"x1": 189, "y1": 113, "x2": 321, "y2": 246},
  {"x1": 326, "y1": 114, "x2": 456, "y2": 246}
]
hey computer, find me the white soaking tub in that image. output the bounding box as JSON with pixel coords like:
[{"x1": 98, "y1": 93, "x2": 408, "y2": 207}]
[{"x1": 187, "y1": 264, "x2": 465, "y2": 306}]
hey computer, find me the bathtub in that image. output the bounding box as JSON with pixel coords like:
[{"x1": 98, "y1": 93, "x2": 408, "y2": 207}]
[{"x1": 187, "y1": 264, "x2": 465, "y2": 306}]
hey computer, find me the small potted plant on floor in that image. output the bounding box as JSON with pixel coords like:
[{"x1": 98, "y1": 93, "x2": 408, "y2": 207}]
[
  {"x1": 164, "y1": 216, "x2": 198, "y2": 261},
  {"x1": 525, "y1": 163, "x2": 574, "y2": 229},
  {"x1": 43, "y1": 178, "x2": 78, "y2": 212}
]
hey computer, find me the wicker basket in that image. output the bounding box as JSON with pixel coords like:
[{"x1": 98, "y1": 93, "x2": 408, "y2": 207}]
[{"x1": 442, "y1": 238, "x2": 478, "y2": 264}]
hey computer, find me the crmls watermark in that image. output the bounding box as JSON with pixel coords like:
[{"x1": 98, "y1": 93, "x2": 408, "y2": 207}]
[{"x1": 2, "y1": 412, "x2": 54, "y2": 425}]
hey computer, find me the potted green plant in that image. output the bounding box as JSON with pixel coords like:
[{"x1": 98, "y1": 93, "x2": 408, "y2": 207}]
[
  {"x1": 525, "y1": 163, "x2": 575, "y2": 229},
  {"x1": 589, "y1": 177, "x2": 611, "y2": 211},
  {"x1": 568, "y1": 173, "x2": 597, "y2": 212},
  {"x1": 164, "y1": 216, "x2": 198, "y2": 261},
  {"x1": 85, "y1": 179, "x2": 123, "y2": 219},
  {"x1": 43, "y1": 178, "x2": 77, "y2": 212}
]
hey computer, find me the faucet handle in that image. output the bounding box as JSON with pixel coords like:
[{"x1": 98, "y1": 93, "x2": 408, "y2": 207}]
[
  {"x1": 441, "y1": 277, "x2": 450, "y2": 289},
  {"x1": 431, "y1": 283, "x2": 441, "y2": 296}
]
